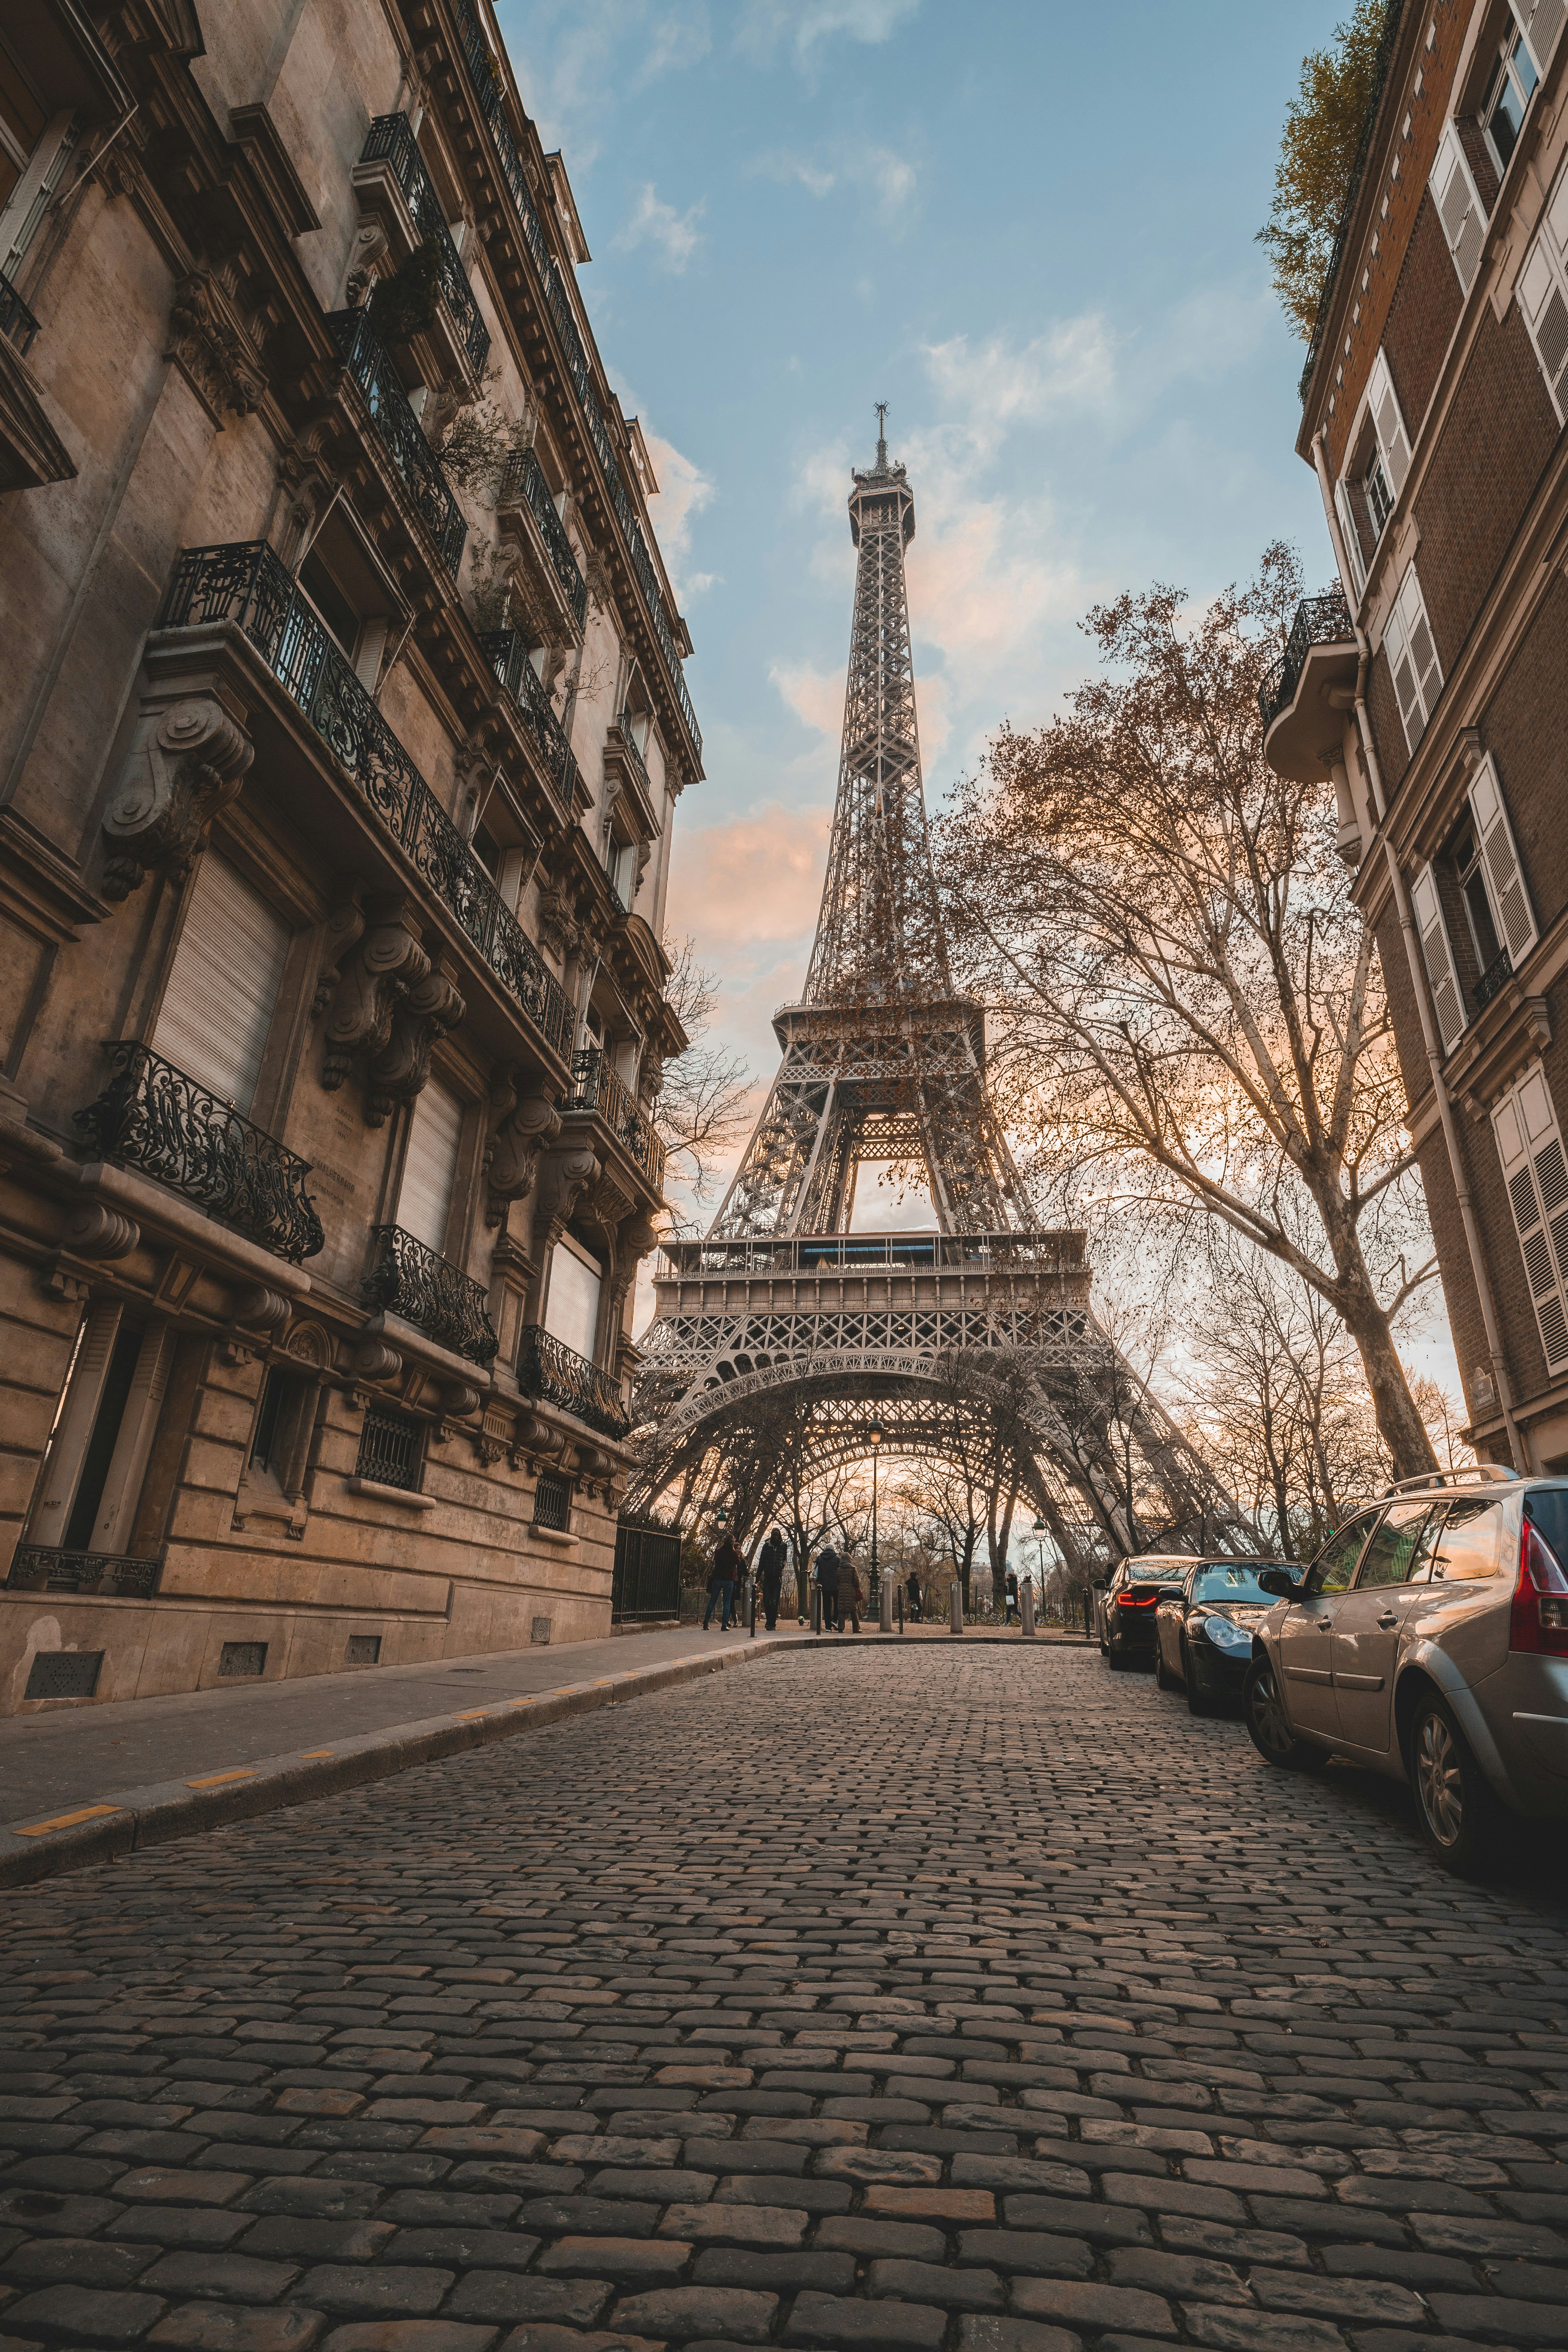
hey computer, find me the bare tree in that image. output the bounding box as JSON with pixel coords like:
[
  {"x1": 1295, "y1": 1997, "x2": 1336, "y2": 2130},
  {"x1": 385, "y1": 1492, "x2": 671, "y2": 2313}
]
[
  {"x1": 940, "y1": 546, "x2": 1439, "y2": 1480},
  {"x1": 654, "y1": 937, "x2": 753, "y2": 1225}
]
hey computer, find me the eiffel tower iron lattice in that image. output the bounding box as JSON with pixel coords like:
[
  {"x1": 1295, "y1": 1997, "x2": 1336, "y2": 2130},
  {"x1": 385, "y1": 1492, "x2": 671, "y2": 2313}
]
[{"x1": 630, "y1": 416, "x2": 1255, "y2": 1570}]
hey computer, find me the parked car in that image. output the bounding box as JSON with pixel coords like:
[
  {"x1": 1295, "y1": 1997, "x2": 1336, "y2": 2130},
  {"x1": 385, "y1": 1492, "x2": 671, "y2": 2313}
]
[
  {"x1": 1096, "y1": 1555, "x2": 1200, "y2": 1669},
  {"x1": 1242, "y1": 1467, "x2": 1568, "y2": 1874},
  {"x1": 1153, "y1": 1559, "x2": 1293, "y2": 1715}
]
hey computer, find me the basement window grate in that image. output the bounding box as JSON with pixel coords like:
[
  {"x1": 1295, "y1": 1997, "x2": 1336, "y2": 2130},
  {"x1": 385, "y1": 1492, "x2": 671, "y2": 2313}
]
[
  {"x1": 219, "y1": 1642, "x2": 267, "y2": 1678},
  {"x1": 25, "y1": 1650, "x2": 103, "y2": 1700},
  {"x1": 355, "y1": 1408, "x2": 424, "y2": 1493},
  {"x1": 533, "y1": 1472, "x2": 572, "y2": 1532},
  {"x1": 346, "y1": 1634, "x2": 382, "y2": 1665}
]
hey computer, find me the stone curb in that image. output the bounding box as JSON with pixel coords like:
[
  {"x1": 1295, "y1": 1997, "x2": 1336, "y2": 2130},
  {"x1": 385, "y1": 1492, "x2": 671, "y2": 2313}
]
[{"x1": 0, "y1": 1628, "x2": 1090, "y2": 1893}]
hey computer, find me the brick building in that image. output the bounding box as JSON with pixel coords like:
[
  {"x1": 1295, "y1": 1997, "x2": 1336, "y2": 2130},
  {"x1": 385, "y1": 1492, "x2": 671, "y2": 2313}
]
[
  {"x1": 1264, "y1": 0, "x2": 1568, "y2": 1473},
  {"x1": 0, "y1": 0, "x2": 700, "y2": 1709}
]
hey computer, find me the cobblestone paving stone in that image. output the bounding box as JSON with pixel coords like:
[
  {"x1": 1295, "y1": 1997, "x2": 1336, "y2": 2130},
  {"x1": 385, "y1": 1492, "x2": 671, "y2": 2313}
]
[{"x1": 1, "y1": 1645, "x2": 1566, "y2": 2352}]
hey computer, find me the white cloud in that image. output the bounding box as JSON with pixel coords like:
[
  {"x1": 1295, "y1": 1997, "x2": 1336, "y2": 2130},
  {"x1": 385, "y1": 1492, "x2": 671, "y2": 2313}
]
[
  {"x1": 753, "y1": 150, "x2": 838, "y2": 197},
  {"x1": 866, "y1": 146, "x2": 916, "y2": 213},
  {"x1": 638, "y1": 5, "x2": 711, "y2": 81},
  {"x1": 770, "y1": 660, "x2": 844, "y2": 741},
  {"x1": 616, "y1": 181, "x2": 707, "y2": 271},
  {"x1": 923, "y1": 318, "x2": 1116, "y2": 455},
  {"x1": 738, "y1": 0, "x2": 919, "y2": 59},
  {"x1": 749, "y1": 141, "x2": 916, "y2": 218}
]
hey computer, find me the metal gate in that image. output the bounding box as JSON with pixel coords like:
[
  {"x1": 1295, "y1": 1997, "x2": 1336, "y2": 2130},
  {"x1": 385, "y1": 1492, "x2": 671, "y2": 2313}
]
[{"x1": 612, "y1": 1517, "x2": 682, "y2": 1623}]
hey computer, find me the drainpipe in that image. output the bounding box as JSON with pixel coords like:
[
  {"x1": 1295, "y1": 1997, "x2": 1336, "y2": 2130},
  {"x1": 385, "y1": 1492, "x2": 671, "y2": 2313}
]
[{"x1": 1311, "y1": 429, "x2": 1526, "y2": 1471}]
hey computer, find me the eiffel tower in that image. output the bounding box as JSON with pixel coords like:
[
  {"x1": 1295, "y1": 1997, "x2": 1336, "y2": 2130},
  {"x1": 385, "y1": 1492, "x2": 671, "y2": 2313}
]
[{"x1": 630, "y1": 414, "x2": 1251, "y2": 1568}]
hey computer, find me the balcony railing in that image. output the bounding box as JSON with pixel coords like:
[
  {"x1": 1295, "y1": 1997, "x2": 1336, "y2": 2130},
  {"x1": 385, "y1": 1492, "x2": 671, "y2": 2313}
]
[
  {"x1": 360, "y1": 113, "x2": 491, "y2": 376},
  {"x1": 365, "y1": 1224, "x2": 499, "y2": 1367},
  {"x1": 518, "y1": 1323, "x2": 630, "y2": 1438},
  {"x1": 1258, "y1": 589, "x2": 1356, "y2": 735},
  {"x1": 448, "y1": 0, "x2": 701, "y2": 765},
  {"x1": 0, "y1": 271, "x2": 39, "y2": 357},
  {"x1": 7, "y1": 1547, "x2": 161, "y2": 1598},
  {"x1": 481, "y1": 629, "x2": 584, "y2": 808},
  {"x1": 496, "y1": 446, "x2": 588, "y2": 628},
  {"x1": 561, "y1": 1049, "x2": 666, "y2": 1190},
  {"x1": 326, "y1": 308, "x2": 466, "y2": 573},
  {"x1": 610, "y1": 717, "x2": 653, "y2": 811},
  {"x1": 75, "y1": 1043, "x2": 325, "y2": 1263},
  {"x1": 1475, "y1": 947, "x2": 1513, "y2": 1011},
  {"x1": 158, "y1": 544, "x2": 576, "y2": 1063}
]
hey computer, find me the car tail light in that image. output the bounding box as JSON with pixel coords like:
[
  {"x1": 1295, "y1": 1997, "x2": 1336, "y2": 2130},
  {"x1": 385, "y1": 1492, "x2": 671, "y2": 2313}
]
[
  {"x1": 1510, "y1": 1519, "x2": 1568, "y2": 1657},
  {"x1": 1117, "y1": 1591, "x2": 1158, "y2": 1608}
]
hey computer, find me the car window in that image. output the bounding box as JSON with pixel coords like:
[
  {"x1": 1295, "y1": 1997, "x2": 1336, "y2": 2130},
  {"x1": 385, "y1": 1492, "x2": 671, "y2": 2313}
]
[
  {"x1": 1190, "y1": 1565, "x2": 1281, "y2": 1605},
  {"x1": 1523, "y1": 1489, "x2": 1568, "y2": 1574},
  {"x1": 1355, "y1": 1502, "x2": 1436, "y2": 1588},
  {"x1": 1432, "y1": 1498, "x2": 1506, "y2": 1581},
  {"x1": 1305, "y1": 1512, "x2": 1380, "y2": 1595}
]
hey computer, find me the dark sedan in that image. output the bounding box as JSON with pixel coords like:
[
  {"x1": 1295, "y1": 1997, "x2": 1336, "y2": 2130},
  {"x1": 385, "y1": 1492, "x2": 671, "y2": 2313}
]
[
  {"x1": 1098, "y1": 1556, "x2": 1195, "y2": 1668},
  {"x1": 1154, "y1": 1559, "x2": 1291, "y2": 1714}
]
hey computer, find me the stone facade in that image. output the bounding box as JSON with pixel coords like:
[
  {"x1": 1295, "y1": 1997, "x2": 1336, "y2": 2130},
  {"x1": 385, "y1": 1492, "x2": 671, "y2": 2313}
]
[
  {"x1": 0, "y1": 0, "x2": 700, "y2": 1710},
  {"x1": 1264, "y1": 0, "x2": 1568, "y2": 1472}
]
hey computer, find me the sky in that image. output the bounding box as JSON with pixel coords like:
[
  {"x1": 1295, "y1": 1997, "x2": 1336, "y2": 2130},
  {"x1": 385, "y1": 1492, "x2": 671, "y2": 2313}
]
[{"x1": 491, "y1": 0, "x2": 1455, "y2": 1387}]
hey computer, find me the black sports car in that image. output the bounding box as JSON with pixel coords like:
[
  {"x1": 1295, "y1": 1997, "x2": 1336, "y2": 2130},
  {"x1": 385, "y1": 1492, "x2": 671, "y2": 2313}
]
[
  {"x1": 1096, "y1": 1555, "x2": 1193, "y2": 1668},
  {"x1": 1153, "y1": 1559, "x2": 1291, "y2": 1714}
]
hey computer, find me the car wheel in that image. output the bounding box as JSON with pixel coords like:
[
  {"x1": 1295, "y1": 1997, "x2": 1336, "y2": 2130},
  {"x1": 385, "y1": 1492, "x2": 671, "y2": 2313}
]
[
  {"x1": 1107, "y1": 1646, "x2": 1128, "y2": 1671},
  {"x1": 1155, "y1": 1642, "x2": 1176, "y2": 1691},
  {"x1": 1409, "y1": 1694, "x2": 1501, "y2": 1876},
  {"x1": 1183, "y1": 1639, "x2": 1212, "y2": 1716},
  {"x1": 1244, "y1": 1658, "x2": 1328, "y2": 1772}
]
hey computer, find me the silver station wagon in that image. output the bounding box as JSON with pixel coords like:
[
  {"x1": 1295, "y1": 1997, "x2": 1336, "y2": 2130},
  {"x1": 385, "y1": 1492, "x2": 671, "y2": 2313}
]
[{"x1": 1242, "y1": 1467, "x2": 1568, "y2": 1873}]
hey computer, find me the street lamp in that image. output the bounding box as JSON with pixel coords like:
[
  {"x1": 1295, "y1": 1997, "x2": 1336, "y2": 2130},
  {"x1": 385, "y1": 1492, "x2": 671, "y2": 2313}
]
[
  {"x1": 867, "y1": 1425, "x2": 884, "y2": 1598},
  {"x1": 1032, "y1": 1515, "x2": 1047, "y2": 1619}
]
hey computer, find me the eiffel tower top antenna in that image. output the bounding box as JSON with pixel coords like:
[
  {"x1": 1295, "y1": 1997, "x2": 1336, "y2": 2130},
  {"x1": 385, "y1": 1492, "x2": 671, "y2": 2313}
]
[{"x1": 875, "y1": 399, "x2": 888, "y2": 466}]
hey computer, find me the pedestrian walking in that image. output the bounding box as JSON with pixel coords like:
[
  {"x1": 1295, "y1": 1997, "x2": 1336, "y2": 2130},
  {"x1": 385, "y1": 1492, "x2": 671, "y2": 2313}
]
[
  {"x1": 839, "y1": 1553, "x2": 863, "y2": 1633},
  {"x1": 703, "y1": 1534, "x2": 742, "y2": 1630},
  {"x1": 1004, "y1": 1566, "x2": 1020, "y2": 1626},
  {"x1": 759, "y1": 1526, "x2": 787, "y2": 1631},
  {"x1": 905, "y1": 1569, "x2": 922, "y2": 1622},
  {"x1": 815, "y1": 1540, "x2": 842, "y2": 1631}
]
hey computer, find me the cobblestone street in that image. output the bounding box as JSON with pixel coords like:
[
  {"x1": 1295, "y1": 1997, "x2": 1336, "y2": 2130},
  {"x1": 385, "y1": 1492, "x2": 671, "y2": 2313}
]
[{"x1": 3, "y1": 1644, "x2": 1566, "y2": 2352}]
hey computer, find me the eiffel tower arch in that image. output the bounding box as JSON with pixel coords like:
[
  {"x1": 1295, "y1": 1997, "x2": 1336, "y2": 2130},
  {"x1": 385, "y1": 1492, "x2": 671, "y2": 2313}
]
[{"x1": 630, "y1": 415, "x2": 1256, "y2": 1570}]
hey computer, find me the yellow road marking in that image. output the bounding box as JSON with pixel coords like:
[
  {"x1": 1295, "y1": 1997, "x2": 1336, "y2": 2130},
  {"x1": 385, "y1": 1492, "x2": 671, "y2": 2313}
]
[
  {"x1": 15, "y1": 1804, "x2": 122, "y2": 1838},
  {"x1": 457, "y1": 1708, "x2": 489, "y2": 1719},
  {"x1": 186, "y1": 1768, "x2": 255, "y2": 1788},
  {"x1": 299, "y1": 1749, "x2": 334, "y2": 1758}
]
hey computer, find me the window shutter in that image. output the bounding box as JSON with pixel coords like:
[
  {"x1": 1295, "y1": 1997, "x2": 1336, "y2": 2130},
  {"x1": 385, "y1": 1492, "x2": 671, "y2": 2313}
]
[
  {"x1": 1519, "y1": 234, "x2": 1568, "y2": 417},
  {"x1": 1430, "y1": 124, "x2": 1486, "y2": 294},
  {"x1": 1334, "y1": 479, "x2": 1366, "y2": 597},
  {"x1": 1511, "y1": 0, "x2": 1567, "y2": 73},
  {"x1": 397, "y1": 1079, "x2": 464, "y2": 1255},
  {"x1": 1385, "y1": 565, "x2": 1441, "y2": 752},
  {"x1": 1410, "y1": 864, "x2": 1467, "y2": 1052},
  {"x1": 1493, "y1": 1067, "x2": 1568, "y2": 1374},
  {"x1": 1467, "y1": 756, "x2": 1538, "y2": 967},
  {"x1": 151, "y1": 854, "x2": 290, "y2": 1115},
  {"x1": 1368, "y1": 349, "x2": 1412, "y2": 494}
]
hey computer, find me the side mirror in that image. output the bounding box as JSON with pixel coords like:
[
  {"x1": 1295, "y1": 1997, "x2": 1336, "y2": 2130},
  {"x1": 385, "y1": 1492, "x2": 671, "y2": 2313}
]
[{"x1": 1256, "y1": 1568, "x2": 1300, "y2": 1600}]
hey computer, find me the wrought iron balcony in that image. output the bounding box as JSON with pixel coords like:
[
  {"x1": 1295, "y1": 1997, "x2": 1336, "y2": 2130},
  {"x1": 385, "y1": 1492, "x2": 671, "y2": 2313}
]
[
  {"x1": 158, "y1": 544, "x2": 576, "y2": 1063},
  {"x1": 76, "y1": 1042, "x2": 325, "y2": 1263},
  {"x1": 480, "y1": 628, "x2": 584, "y2": 808},
  {"x1": 518, "y1": 1323, "x2": 631, "y2": 1438},
  {"x1": 1258, "y1": 590, "x2": 1355, "y2": 736},
  {"x1": 326, "y1": 309, "x2": 466, "y2": 572},
  {"x1": 496, "y1": 446, "x2": 588, "y2": 628},
  {"x1": 609, "y1": 717, "x2": 654, "y2": 812},
  {"x1": 1475, "y1": 947, "x2": 1513, "y2": 1011},
  {"x1": 7, "y1": 1547, "x2": 161, "y2": 1598},
  {"x1": 365, "y1": 1223, "x2": 499, "y2": 1367},
  {"x1": 448, "y1": 0, "x2": 701, "y2": 764},
  {"x1": 561, "y1": 1048, "x2": 666, "y2": 1190},
  {"x1": 0, "y1": 271, "x2": 39, "y2": 356},
  {"x1": 359, "y1": 114, "x2": 491, "y2": 376}
]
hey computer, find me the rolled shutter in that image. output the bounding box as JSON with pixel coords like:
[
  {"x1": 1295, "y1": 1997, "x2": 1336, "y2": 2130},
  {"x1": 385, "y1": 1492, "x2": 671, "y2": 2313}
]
[
  {"x1": 1511, "y1": 0, "x2": 1567, "y2": 72},
  {"x1": 1430, "y1": 125, "x2": 1485, "y2": 294},
  {"x1": 1410, "y1": 864, "x2": 1466, "y2": 1052},
  {"x1": 1518, "y1": 234, "x2": 1568, "y2": 416},
  {"x1": 151, "y1": 854, "x2": 290, "y2": 1115},
  {"x1": 1493, "y1": 1068, "x2": 1568, "y2": 1374},
  {"x1": 1467, "y1": 756, "x2": 1538, "y2": 966},
  {"x1": 397, "y1": 1079, "x2": 464, "y2": 1254},
  {"x1": 1368, "y1": 349, "x2": 1412, "y2": 495}
]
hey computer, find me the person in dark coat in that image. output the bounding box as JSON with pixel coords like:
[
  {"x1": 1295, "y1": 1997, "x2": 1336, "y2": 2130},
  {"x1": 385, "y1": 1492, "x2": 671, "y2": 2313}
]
[
  {"x1": 1004, "y1": 1566, "x2": 1020, "y2": 1625},
  {"x1": 759, "y1": 1527, "x2": 787, "y2": 1631},
  {"x1": 838, "y1": 1554, "x2": 863, "y2": 1634},
  {"x1": 703, "y1": 1535, "x2": 742, "y2": 1630},
  {"x1": 905, "y1": 1569, "x2": 922, "y2": 1622},
  {"x1": 814, "y1": 1542, "x2": 841, "y2": 1630}
]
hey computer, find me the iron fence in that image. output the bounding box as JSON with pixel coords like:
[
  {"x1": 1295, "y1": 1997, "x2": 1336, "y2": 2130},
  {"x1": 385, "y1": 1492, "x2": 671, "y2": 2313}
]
[
  {"x1": 1257, "y1": 589, "x2": 1356, "y2": 735},
  {"x1": 612, "y1": 1518, "x2": 682, "y2": 1622},
  {"x1": 496, "y1": 447, "x2": 588, "y2": 626},
  {"x1": 481, "y1": 628, "x2": 585, "y2": 812},
  {"x1": 365, "y1": 1224, "x2": 499, "y2": 1367},
  {"x1": 561, "y1": 1048, "x2": 666, "y2": 1189},
  {"x1": 360, "y1": 114, "x2": 491, "y2": 375},
  {"x1": 517, "y1": 1323, "x2": 630, "y2": 1438},
  {"x1": 326, "y1": 308, "x2": 467, "y2": 571}
]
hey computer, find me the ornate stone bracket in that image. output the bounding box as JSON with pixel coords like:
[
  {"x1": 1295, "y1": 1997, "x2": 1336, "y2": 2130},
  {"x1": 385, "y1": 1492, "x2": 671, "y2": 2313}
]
[
  {"x1": 538, "y1": 881, "x2": 581, "y2": 963},
  {"x1": 485, "y1": 1062, "x2": 562, "y2": 1224},
  {"x1": 101, "y1": 695, "x2": 255, "y2": 902},
  {"x1": 166, "y1": 265, "x2": 270, "y2": 426},
  {"x1": 316, "y1": 894, "x2": 466, "y2": 1125}
]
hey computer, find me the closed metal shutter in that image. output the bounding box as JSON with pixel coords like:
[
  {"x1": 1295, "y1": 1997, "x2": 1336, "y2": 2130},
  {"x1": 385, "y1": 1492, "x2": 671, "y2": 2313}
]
[
  {"x1": 397, "y1": 1079, "x2": 464, "y2": 1254},
  {"x1": 152, "y1": 854, "x2": 290, "y2": 1114}
]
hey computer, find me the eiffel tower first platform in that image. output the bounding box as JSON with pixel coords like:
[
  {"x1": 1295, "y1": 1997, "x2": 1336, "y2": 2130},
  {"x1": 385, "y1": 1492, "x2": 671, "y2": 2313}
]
[{"x1": 629, "y1": 416, "x2": 1250, "y2": 1568}]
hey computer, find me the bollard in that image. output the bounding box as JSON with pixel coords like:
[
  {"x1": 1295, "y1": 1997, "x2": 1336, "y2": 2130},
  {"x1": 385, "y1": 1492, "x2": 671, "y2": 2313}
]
[
  {"x1": 896, "y1": 1583, "x2": 904, "y2": 1635},
  {"x1": 812, "y1": 1586, "x2": 822, "y2": 1635},
  {"x1": 949, "y1": 1577, "x2": 963, "y2": 1635},
  {"x1": 750, "y1": 1580, "x2": 757, "y2": 1638},
  {"x1": 880, "y1": 1573, "x2": 893, "y2": 1634},
  {"x1": 1021, "y1": 1580, "x2": 1035, "y2": 1638}
]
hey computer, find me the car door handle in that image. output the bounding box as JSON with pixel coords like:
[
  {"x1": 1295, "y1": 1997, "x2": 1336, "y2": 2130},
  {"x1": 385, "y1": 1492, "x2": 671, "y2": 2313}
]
[{"x1": 1377, "y1": 1611, "x2": 1398, "y2": 1629}]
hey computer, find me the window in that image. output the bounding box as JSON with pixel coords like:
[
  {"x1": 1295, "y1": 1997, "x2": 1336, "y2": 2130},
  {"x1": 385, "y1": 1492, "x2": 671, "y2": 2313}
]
[
  {"x1": 1466, "y1": 754, "x2": 1537, "y2": 972},
  {"x1": 1429, "y1": 1499, "x2": 1504, "y2": 1582},
  {"x1": 1517, "y1": 162, "x2": 1568, "y2": 418},
  {"x1": 26, "y1": 1305, "x2": 176, "y2": 1559},
  {"x1": 248, "y1": 1367, "x2": 312, "y2": 1495},
  {"x1": 1409, "y1": 757, "x2": 1535, "y2": 1054},
  {"x1": 292, "y1": 508, "x2": 397, "y2": 689},
  {"x1": 1364, "y1": 450, "x2": 1394, "y2": 538},
  {"x1": 1483, "y1": 21, "x2": 1539, "y2": 176},
  {"x1": 544, "y1": 1233, "x2": 602, "y2": 1362},
  {"x1": 533, "y1": 1470, "x2": 573, "y2": 1531},
  {"x1": 1410, "y1": 863, "x2": 1467, "y2": 1052},
  {"x1": 1354, "y1": 1502, "x2": 1440, "y2": 1587},
  {"x1": 1382, "y1": 562, "x2": 1442, "y2": 752},
  {"x1": 0, "y1": 38, "x2": 73, "y2": 285},
  {"x1": 1305, "y1": 1513, "x2": 1380, "y2": 1595},
  {"x1": 354, "y1": 1406, "x2": 423, "y2": 1493},
  {"x1": 152, "y1": 853, "x2": 291, "y2": 1116},
  {"x1": 1492, "y1": 1064, "x2": 1568, "y2": 1374},
  {"x1": 1430, "y1": 122, "x2": 1486, "y2": 294},
  {"x1": 1509, "y1": 0, "x2": 1567, "y2": 80},
  {"x1": 298, "y1": 546, "x2": 363, "y2": 661},
  {"x1": 397, "y1": 1079, "x2": 464, "y2": 1255}
]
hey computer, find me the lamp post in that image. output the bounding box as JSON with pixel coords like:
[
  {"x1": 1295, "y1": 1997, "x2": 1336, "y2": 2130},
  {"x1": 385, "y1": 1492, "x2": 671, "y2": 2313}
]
[
  {"x1": 1032, "y1": 1515, "x2": 1047, "y2": 1618},
  {"x1": 867, "y1": 1426, "x2": 884, "y2": 1602}
]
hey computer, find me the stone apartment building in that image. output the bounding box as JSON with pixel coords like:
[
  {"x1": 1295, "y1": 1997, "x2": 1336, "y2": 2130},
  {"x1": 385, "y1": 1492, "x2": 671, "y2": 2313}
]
[
  {"x1": 0, "y1": 0, "x2": 701, "y2": 1710},
  {"x1": 1264, "y1": 0, "x2": 1568, "y2": 1474}
]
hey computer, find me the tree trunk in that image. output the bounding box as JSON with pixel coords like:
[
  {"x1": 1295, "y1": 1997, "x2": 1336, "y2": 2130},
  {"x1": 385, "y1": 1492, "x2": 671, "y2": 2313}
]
[{"x1": 1310, "y1": 1183, "x2": 1438, "y2": 1482}]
